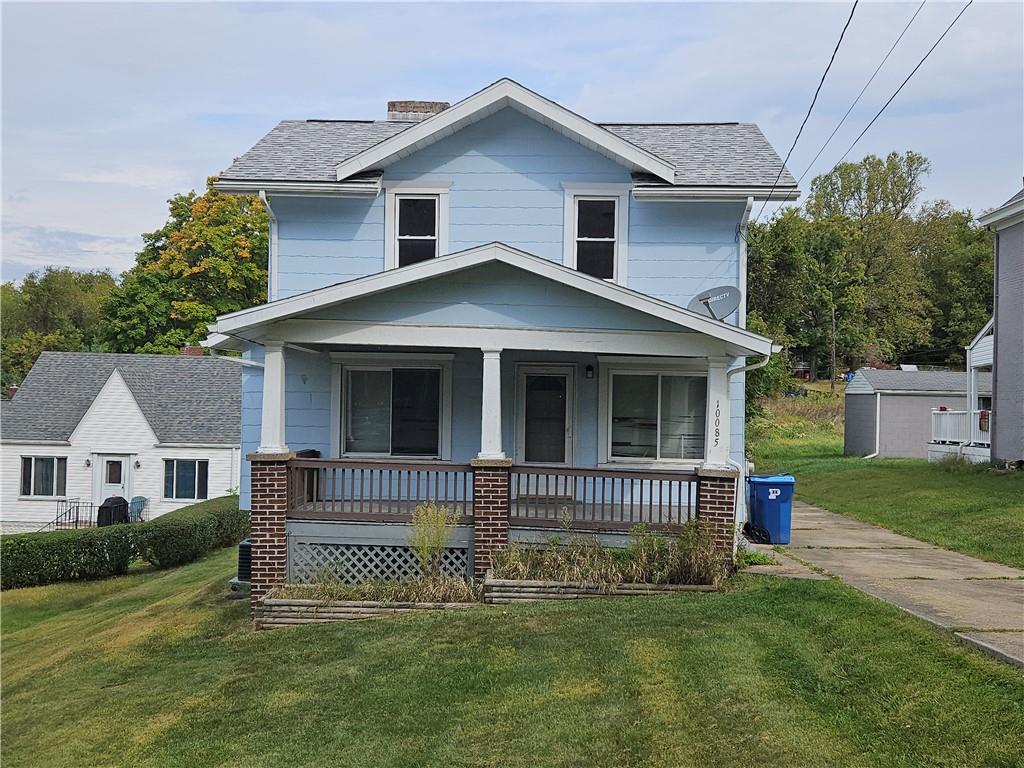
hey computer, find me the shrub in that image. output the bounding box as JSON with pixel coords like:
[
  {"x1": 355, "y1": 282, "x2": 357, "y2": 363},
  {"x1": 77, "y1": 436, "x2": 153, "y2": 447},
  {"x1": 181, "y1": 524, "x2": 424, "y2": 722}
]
[
  {"x1": 491, "y1": 523, "x2": 728, "y2": 587},
  {"x1": 408, "y1": 501, "x2": 460, "y2": 577},
  {"x1": 1, "y1": 525, "x2": 135, "y2": 589},
  {"x1": 133, "y1": 496, "x2": 247, "y2": 569}
]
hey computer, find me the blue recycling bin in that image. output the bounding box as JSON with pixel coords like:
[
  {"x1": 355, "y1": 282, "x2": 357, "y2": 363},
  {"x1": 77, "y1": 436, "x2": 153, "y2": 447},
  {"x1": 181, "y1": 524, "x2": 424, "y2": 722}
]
[{"x1": 748, "y1": 474, "x2": 796, "y2": 544}]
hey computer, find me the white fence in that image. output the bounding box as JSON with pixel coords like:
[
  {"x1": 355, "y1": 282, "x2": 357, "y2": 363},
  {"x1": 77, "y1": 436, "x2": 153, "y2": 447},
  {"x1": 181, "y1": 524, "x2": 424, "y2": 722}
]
[{"x1": 931, "y1": 410, "x2": 992, "y2": 447}]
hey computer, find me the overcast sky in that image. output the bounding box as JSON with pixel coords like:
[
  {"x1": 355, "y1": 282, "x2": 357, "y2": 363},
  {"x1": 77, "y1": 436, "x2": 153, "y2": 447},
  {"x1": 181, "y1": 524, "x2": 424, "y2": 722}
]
[{"x1": 2, "y1": 1, "x2": 1021, "y2": 283}]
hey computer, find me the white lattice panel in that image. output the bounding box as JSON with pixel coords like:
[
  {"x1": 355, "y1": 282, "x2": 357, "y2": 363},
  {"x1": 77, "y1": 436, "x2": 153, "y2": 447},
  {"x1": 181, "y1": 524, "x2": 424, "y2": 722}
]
[{"x1": 289, "y1": 540, "x2": 470, "y2": 584}]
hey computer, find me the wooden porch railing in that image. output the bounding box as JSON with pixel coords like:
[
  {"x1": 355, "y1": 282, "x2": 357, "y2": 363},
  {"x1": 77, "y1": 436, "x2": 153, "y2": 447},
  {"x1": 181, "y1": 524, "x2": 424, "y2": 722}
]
[
  {"x1": 287, "y1": 459, "x2": 473, "y2": 521},
  {"x1": 510, "y1": 464, "x2": 699, "y2": 531},
  {"x1": 931, "y1": 409, "x2": 992, "y2": 447}
]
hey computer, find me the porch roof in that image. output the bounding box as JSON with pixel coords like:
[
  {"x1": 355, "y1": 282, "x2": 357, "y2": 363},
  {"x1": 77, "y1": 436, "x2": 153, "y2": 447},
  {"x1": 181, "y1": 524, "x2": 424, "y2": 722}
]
[{"x1": 205, "y1": 243, "x2": 776, "y2": 357}]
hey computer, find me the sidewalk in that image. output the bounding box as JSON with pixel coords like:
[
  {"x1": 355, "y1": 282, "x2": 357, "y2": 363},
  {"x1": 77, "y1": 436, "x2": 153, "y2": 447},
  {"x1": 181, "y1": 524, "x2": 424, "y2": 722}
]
[{"x1": 782, "y1": 501, "x2": 1024, "y2": 667}]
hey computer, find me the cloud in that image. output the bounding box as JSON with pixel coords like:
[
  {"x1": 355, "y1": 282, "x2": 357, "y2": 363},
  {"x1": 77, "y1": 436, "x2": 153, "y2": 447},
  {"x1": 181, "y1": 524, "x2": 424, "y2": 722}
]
[
  {"x1": 62, "y1": 166, "x2": 190, "y2": 191},
  {"x1": 1, "y1": 221, "x2": 139, "y2": 282}
]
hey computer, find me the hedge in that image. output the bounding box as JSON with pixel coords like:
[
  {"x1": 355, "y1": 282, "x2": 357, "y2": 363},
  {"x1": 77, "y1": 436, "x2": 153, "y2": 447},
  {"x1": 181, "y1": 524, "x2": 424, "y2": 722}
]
[
  {"x1": 1, "y1": 496, "x2": 248, "y2": 590},
  {"x1": 133, "y1": 496, "x2": 248, "y2": 569}
]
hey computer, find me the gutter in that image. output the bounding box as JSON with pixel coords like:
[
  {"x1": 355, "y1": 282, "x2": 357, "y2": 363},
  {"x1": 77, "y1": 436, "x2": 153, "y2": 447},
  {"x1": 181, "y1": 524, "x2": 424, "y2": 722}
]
[
  {"x1": 216, "y1": 178, "x2": 382, "y2": 197},
  {"x1": 631, "y1": 186, "x2": 801, "y2": 202}
]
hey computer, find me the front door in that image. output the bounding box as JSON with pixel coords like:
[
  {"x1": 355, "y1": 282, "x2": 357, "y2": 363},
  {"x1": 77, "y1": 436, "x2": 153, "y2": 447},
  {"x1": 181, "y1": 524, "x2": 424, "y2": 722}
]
[
  {"x1": 97, "y1": 455, "x2": 129, "y2": 503},
  {"x1": 515, "y1": 367, "x2": 574, "y2": 465}
]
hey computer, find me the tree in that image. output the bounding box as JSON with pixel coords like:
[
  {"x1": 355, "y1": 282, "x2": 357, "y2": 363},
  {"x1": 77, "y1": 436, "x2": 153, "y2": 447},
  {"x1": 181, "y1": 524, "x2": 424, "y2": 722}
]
[
  {"x1": 805, "y1": 151, "x2": 931, "y2": 220},
  {"x1": 102, "y1": 179, "x2": 268, "y2": 353},
  {"x1": 0, "y1": 267, "x2": 115, "y2": 387}
]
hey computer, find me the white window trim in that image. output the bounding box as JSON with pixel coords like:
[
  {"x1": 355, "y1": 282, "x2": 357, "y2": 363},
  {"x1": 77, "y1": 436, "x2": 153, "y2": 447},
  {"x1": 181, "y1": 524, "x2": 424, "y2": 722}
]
[
  {"x1": 562, "y1": 182, "x2": 630, "y2": 285},
  {"x1": 513, "y1": 364, "x2": 576, "y2": 466},
  {"x1": 329, "y1": 352, "x2": 453, "y2": 460},
  {"x1": 597, "y1": 362, "x2": 708, "y2": 468},
  {"x1": 19, "y1": 455, "x2": 68, "y2": 499},
  {"x1": 384, "y1": 182, "x2": 451, "y2": 270},
  {"x1": 162, "y1": 458, "x2": 210, "y2": 502}
]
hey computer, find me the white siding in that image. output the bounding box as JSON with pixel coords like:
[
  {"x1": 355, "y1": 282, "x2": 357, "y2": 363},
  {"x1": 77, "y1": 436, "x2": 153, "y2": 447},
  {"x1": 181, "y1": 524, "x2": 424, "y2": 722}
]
[{"x1": 0, "y1": 370, "x2": 240, "y2": 525}]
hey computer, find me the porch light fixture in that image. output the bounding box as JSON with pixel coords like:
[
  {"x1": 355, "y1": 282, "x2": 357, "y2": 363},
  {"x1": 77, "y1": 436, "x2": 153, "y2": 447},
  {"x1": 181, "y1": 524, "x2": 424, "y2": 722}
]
[
  {"x1": 585, "y1": 365, "x2": 594, "y2": 379},
  {"x1": 135, "y1": 460, "x2": 142, "y2": 469},
  {"x1": 85, "y1": 458, "x2": 91, "y2": 468}
]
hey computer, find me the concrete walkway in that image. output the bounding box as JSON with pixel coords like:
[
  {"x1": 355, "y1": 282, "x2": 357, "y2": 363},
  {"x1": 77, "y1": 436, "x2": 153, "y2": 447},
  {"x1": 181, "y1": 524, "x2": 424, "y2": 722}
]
[{"x1": 783, "y1": 501, "x2": 1024, "y2": 667}]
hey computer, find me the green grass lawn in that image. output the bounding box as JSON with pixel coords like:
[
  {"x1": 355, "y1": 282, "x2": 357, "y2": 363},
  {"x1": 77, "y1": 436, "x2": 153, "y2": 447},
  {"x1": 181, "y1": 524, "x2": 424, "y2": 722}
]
[
  {"x1": 749, "y1": 402, "x2": 1024, "y2": 569},
  {"x1": 3, "y1": 548, "x2": 1023, "y2": 768}
]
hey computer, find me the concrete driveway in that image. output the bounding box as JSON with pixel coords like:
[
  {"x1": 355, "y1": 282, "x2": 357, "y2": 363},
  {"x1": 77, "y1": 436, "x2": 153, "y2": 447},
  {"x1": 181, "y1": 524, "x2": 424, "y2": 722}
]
[{"x1": 784, "y1": 501, "x2": 1024, "y2": 667}]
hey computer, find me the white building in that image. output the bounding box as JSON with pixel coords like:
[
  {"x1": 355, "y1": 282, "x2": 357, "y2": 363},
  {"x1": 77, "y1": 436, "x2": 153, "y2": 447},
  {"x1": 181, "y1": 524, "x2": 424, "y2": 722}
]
[{"x1": 0, "y1": 352, "x2": 241, "y2": 530}]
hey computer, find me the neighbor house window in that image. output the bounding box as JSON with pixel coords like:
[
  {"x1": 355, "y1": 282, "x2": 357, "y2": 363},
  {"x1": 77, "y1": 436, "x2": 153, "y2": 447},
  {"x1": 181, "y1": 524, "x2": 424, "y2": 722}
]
[
  {"x1": 574, "y1": 197, "x2": 618, "y2": 279},
  {"x1": 20, "y1": 457, "x2": 67, "y2": 497},
  {"x1": 609, "y1": 373, "x2": 706, "y2": 460},
  {"x1": 344, "y1": 367, "x2": 442, "y2": 456},
  {"x1": 164, "y1": 459, "x2": 209, "y2": 500},
  {"x1": 396, "y1": 195, "x2": 438, "y2": 267}
]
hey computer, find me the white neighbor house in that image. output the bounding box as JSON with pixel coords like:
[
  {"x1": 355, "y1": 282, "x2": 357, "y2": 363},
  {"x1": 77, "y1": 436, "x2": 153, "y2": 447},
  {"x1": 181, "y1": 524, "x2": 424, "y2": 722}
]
[{"x1": 0, "y1": 352, "x2": 242, "y2": 530}]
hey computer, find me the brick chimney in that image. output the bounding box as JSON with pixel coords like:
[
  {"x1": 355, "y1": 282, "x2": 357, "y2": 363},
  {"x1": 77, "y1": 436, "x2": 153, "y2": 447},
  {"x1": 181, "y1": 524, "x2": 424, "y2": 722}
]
[
  {"x1": 387, "y1": 100, "x2": 449, "y2": 122},
  {"x1": 179, "y1": 345, "x2": 205, "y2": 357}
]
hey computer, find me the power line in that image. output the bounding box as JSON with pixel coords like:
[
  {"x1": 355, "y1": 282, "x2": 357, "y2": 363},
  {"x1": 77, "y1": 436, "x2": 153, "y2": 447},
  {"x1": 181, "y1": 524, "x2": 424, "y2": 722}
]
[
  {"x1": 793, "y1": 0, "x2": 928, "y2": 189},
  {"x1": 753, "y1": 0, "x2": 860, "y2": 224},
  {"x1": 829, "y1": 0, "x2": 973, "y2": 171}
]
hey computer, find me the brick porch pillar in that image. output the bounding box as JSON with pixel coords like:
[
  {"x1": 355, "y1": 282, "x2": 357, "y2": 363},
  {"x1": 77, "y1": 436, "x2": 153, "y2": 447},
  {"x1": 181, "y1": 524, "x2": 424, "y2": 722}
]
[
  {"x1": 696, "y1": 466, "x2": 739, "y2": 561},
  {"x1": 248, "y1": 452, "x2": 293, "y2": 614},
  {"x1": 470, "y1": 457, "x2": 512, "y2": 578}
]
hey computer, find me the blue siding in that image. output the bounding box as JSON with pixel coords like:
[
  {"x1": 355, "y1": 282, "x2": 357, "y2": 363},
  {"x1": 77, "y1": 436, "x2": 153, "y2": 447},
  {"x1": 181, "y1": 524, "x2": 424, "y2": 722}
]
[{"x1": 307, "y1": 262, "x2": 686, "y2": 333}]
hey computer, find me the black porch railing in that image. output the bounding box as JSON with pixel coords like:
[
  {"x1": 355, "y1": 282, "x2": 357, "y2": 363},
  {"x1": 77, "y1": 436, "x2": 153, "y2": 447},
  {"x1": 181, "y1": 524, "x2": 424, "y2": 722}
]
[{"x1": 37, "y1": 497, "x2": 150, "y2": 532}]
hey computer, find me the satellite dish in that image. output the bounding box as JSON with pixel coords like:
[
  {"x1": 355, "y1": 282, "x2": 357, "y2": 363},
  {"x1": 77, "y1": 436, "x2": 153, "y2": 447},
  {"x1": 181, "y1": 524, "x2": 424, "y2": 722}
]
[{"x1": 686, "y1": 286, "x2": 741, "y2": 321}]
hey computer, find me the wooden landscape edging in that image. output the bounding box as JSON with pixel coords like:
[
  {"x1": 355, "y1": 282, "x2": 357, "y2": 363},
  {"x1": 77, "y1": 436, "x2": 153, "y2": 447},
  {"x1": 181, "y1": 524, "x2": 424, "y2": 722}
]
[
  {"x1": 255, "y1": 596, "x2": 475, "y2": 630},
  {"x1": 482, "y1": 575, "x2": 717, "y2": 604}
]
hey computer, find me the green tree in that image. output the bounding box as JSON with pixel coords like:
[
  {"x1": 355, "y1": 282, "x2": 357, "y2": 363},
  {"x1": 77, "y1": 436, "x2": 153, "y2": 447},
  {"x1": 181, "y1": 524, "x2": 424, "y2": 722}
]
[
  {"x1": 1, "y1": 267, "x2": 115, "y2": 387},
  {"x1": 805, "y1": 151, "x2": 931, "y2": 220},
  {"x1": 102, "y1": 179, "x2": 268, "y2": 353}
]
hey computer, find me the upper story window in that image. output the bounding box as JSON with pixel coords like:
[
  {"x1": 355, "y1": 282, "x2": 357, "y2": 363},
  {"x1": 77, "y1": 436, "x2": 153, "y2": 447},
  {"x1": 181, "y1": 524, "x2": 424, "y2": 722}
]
[
  {"x1": 396, "y1": 196, "x2": 438, "y2": 267},
  {"x1": 21, "y1": 456, "x2": 67, "y2": 497},
  {"x1": 574, "y1": 198, "x2": 617, "y2": 279},
  {"x1": 384, "y1": 183, "x2": 451, "y2": 270},
  {"x1": 562, "y1": 183, "x2": 630, "y2": 284}
]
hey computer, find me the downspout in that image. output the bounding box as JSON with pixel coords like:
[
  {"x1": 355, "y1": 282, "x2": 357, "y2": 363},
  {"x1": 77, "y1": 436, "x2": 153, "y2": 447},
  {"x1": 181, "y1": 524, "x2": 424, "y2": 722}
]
[
  {"x1": 864, "y1": 391, "x2": 881, "y2": 459},
  {"x1": 726, "y1": 349, "x2": 775, "y2": 524},
  {"x1": 259, "y1": 191, "x2": 279, "y2": 302}
]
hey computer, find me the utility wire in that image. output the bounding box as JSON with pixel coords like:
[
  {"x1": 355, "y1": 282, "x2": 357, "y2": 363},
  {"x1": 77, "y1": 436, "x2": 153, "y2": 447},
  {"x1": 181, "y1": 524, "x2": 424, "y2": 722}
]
[
  {"x1": 753, "y1": 0, "x2": 860, "y2": 224},
  {"x1": 793, "y1": 0, "x2": 928, "y2": 189},
  {"x1": 828, "y1": 0, "x2": 973, "y2": 171}
]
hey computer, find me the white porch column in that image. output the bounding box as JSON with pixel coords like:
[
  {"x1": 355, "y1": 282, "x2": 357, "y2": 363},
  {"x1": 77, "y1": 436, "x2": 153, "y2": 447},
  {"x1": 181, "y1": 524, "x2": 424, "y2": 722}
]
[
  {"x1": 704, "y1": 357, "x2": 732, "y2": 468},
  {"x1": 258, "y1": 340, "x2": 289, "y2": 454},
  {"x1": 966, "y1": 345, "x2": 977, "y2": 411},
  {"x1": 478, "y1": 348, "x2": 505, "y2": 459}
]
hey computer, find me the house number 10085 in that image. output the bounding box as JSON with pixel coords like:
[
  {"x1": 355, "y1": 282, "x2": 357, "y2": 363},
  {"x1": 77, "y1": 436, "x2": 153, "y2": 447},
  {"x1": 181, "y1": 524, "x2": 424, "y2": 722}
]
[{"x1": 713, "y1": 399, "x2": 721, "y2": 447}]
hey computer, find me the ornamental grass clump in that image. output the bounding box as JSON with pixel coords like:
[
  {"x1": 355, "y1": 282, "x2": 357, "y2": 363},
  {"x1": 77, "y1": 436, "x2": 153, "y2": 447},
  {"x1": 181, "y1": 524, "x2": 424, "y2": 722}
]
[{"x1": 410, "y1": 501, "x2": 461, "y2": 577}]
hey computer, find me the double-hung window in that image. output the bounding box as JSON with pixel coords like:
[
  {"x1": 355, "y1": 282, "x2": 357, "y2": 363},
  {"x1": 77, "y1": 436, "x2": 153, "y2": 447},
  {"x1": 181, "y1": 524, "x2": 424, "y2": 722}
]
[
  {"x1": 164, "y1": 459, "x2": 209, "y2": 500},
  {"x1": 20, "y1": 456, "x2": 67, "y2": 497},
  {"x1": 574, "y1": 197, "x2": 618, "y2": 279},
  {"x1": 344, "y1": 367, "x2": 443, "y2": 457},
  {"x1": 563, "y1": 184, "x2": 629, "y2": 282},
  {"x1": 609, "y1": 373, "x2": 707, "y2": 461},
  {"x1": 395, "y1": 195, "x2": 439, "y2": 267}
]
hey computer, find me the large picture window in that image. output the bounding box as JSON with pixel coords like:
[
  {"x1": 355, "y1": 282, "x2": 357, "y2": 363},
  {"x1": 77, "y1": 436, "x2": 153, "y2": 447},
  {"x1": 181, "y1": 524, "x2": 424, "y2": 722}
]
[
  {"x1": 344, "y1": 367, "x2": 442, "y2": 456},
  {"x1": 164, "y1": 459, "x2": 209, "y2": 500},
  {"x1": 20, "y1": 456, "x2": 67, "y2": 497},
  {"x1": 609, "y1": 373, "x2": 706, "y2": 460},
  {"x1": 395, "y1": 195, "x2": 438, "y2": 267}
]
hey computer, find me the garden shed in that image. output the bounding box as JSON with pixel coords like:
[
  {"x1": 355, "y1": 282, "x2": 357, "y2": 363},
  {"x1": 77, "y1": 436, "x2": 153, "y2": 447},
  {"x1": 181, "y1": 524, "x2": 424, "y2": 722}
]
[{"x1": 843, "y1": 369, "x2": 992, "y2": 459}]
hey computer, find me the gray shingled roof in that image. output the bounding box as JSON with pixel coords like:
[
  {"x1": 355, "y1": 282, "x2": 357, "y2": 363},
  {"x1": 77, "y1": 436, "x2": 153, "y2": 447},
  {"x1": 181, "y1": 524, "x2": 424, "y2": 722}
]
[
  {"x1": 0, "y1": 352, "x2": 241, "y2": 444},
  {"x1": 219, "y1": 117, "x2": 796, "y2": 189},
  {"x1": 1002, "y1": 187, "x2": 1024, "y2": 206},
  {"x1": 856, "y1": 369, "x2": 992, "y2": 394}
]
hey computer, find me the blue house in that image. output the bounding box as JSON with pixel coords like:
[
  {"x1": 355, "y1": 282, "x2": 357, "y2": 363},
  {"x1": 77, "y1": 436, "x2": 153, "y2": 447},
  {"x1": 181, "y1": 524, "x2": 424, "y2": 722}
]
[{"x1": 204, "y1": 79, "x2": 797, "y2": 602}]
